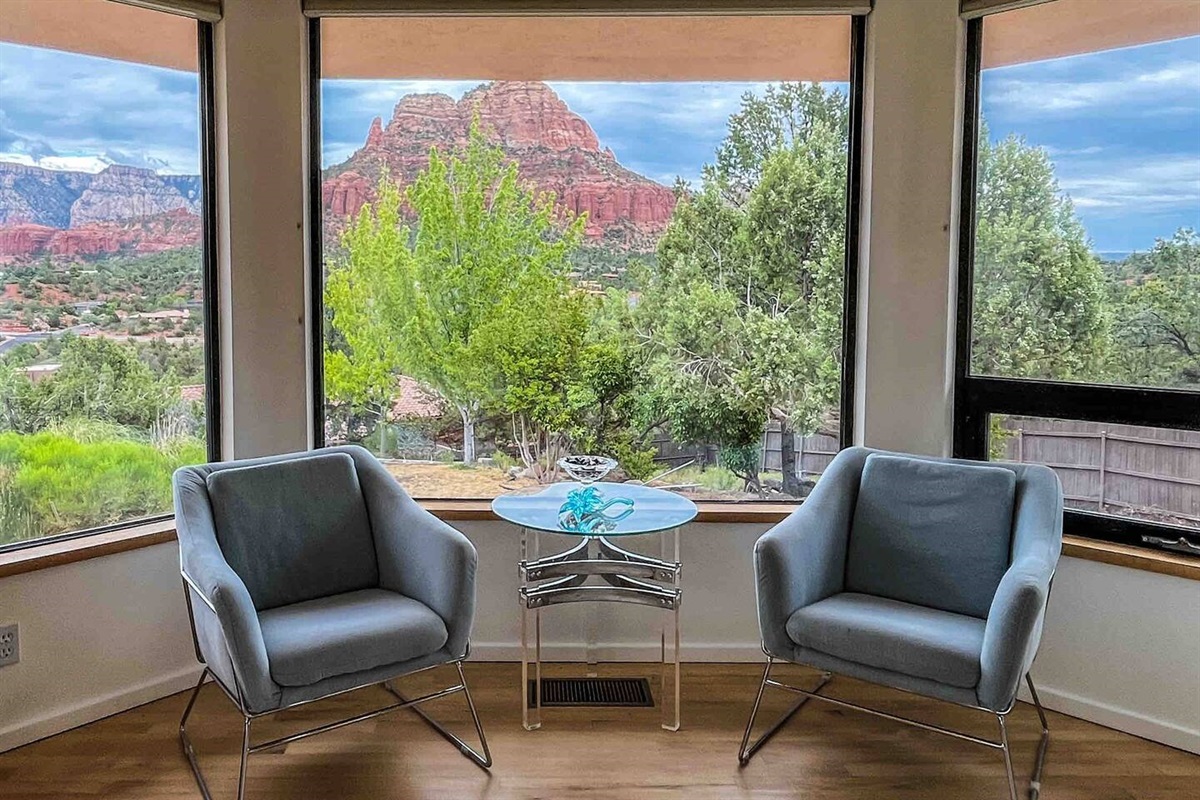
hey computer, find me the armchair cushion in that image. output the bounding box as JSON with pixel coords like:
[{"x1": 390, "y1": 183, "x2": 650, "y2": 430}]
[
  {"x1": 845, "y1": 454, "x2": 1016, "y2": 619},
  {"x1": 259, "y1": 588, "x2": 448, "y2": 687},
  {"x1": 206, "y1": 452, "x2": 379, "y2": 611},
  {"x1": 786, "y1": 592, "x2": 985, "y2": 689}
]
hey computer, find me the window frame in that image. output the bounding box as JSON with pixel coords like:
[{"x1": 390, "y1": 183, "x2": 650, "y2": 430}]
[
  {"x1": 0, "y1": 19, "x2": 223, "y2": 555},
  {"x1": 306, "y1": 13, "x2": 867, "y2": 500},
  {"x1": 953, "y1": 16, "x2": 1200, "y2": 555}
]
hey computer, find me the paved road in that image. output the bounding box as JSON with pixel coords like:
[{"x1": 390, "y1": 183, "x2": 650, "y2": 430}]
[{"x1": 0, "y1": 324, "x2": 94, "y2": 355}]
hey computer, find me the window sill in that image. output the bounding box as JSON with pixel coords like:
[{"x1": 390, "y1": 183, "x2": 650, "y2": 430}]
[
  {"x1": 2, "y1": 504, "x2": 1196, "y2": 583},
  {"x1": 1061, "y1": 535, "x2": 1200, "y2": 581},
  {"x1": 0, "y1": 518, "x2": 178, "y2": 580}
]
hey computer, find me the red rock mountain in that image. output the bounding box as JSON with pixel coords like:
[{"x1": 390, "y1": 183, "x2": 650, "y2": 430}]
[
  {"x1": 323, "y1": 81, "x2": 676, "y2": 249},
  {"x1": 0, "y1": 162, "x2": 201, "y2": 261}
]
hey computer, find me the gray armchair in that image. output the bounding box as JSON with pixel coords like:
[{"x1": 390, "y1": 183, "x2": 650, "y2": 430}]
[
  {"x1": 174, "y1": 446, "x2": 490, "y2": 800},
  {"x1": 742, "y1": 447, "x2": 1062, "y2": 800}
]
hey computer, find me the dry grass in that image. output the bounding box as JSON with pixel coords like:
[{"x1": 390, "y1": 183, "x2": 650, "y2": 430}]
[
  {"x1": 382, "y1": 460, "x2": 764, "y2": 501},
  {"x1": 383, "y1": 460, "x2": 539, "y2": 498}
]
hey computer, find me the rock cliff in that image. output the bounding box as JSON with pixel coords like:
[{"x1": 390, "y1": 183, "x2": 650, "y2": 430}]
[{"x1": 324, "y1": 81, "x2": 675, "y2": 248}]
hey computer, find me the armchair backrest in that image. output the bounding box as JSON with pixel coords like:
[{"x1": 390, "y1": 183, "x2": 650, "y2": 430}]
[
  {"x1": 843, "y1": 451, "x2": 1038, "y2": 619},
  {"x1": 178, "y1": 450, "x2": 379, "y2": 611}
]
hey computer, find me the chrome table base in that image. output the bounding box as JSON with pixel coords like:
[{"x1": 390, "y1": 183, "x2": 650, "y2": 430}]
[
  {"x1": 519, "y1": 526, "x2": 682, "y2": 731},
  {"x1": 739, "y1": 656, "x2": 1051, "y2": 800}
]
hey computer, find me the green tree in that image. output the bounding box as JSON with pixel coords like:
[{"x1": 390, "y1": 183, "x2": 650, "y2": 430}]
[
  {"x1": 1108, "y1": 228, "x2": 1200, "y2": 387},
  {"x1": 971, "y1": 132, "x2": 1110, "y2": 379},
  {"x1": 326, "y1": 122, "x2": 587, "y2": 463},
  {"x1": 639, "y1": 82, "x2": 848, "y2": 495},
  {"x1": 25, "y1": 337, "x2": 174, "y2": 432}
]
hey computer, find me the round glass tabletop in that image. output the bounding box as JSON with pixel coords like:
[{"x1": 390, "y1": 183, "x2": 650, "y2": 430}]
[{"x1": 490, "y1": 482, "x2": 698, "y2": 536}]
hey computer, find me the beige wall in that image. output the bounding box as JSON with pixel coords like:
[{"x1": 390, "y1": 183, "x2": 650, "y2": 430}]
[
  {"x1": 0, "y1": 0, "x2": 1198, "y2": 759},
  {"x1": 214, "y1": 0, "x2": 311, "y2": 458},
  {"x1": 854, "y1": 0, "x2": 962, "y2": 454}
]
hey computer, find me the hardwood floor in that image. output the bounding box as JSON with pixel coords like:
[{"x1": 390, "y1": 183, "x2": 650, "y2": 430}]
[{"x1": 1, "y1": 662, "x2": 1196, "y2": 799}]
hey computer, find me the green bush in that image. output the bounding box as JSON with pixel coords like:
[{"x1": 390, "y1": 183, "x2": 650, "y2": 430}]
[{"x1": 0, "y1": 429, "x2": 205, "y2": 543}]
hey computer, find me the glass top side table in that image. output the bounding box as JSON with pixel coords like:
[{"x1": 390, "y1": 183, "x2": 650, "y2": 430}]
[{"x1": 491, "y1": 482, "x2": 698, "y2": 731}]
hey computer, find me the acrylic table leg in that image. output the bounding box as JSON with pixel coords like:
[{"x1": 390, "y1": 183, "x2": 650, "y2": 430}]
[
  {"x1": 661, "y1": 526, "x2": 681, "y2": 731},
  {"x1": 521, "y1": 601, "x2": 542, "y2": 730},
  {"x1": 585, "y1": 536, "x2": 600, "y2": 677},
  {"x1": 520, "y1": 527, "x2": 542, "y2": 731}
]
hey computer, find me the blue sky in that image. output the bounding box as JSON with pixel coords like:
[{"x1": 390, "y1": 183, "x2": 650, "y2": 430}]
[
  {"x1": 981, "y1": 36, "x2": 1200, "y2": 255},
  {"x1": 2, "y1": 36, "x2": 1198, "y2": 254}
]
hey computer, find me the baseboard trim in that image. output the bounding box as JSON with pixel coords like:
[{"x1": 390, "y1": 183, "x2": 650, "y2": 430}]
[
  {"x1": 0, "y1": 664, "x2": 204, "y2": 754},
  {"x1": 1019, "y1": 680, "x2": 1199, "y2": 755}
]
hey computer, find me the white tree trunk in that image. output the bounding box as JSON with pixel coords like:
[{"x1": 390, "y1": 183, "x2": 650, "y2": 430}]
[{"x1": 459, "y1": 405, "x2": 477, "y2": 464}]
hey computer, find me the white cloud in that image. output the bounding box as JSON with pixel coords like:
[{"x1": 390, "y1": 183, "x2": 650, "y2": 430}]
[
  {"x1": 1058, "y1": 154, "x2": 1200, "y2": 214},
  {"x1": 988, "y1": 61, "x2": 1200, "y2": 114},
  {"x1": 0, "y1": 153, "x2": 115, "y2": 173}
]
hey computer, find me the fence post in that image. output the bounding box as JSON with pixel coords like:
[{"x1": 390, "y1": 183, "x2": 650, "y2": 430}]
[
  {"x1": 1098, "y1": 430, "x2": 1107, "y2": 512},
  {"x1": 1016, "y1": 429, "x2": 1024, "y2": 463},
  {"x1": 797, "y1": 433, "x2": 805, "y2": 481}
]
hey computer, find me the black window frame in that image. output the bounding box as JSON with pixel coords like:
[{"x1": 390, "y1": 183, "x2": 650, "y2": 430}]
[
  {"x1": 954, "y1": 17, "x2": 1200, "y2": 555},
  {"x1": 307, "y1": 13, "x2": 867, "y2": 489},
  {"x1": 0, "y1": 19, "x2": 223, "y2": 555}
]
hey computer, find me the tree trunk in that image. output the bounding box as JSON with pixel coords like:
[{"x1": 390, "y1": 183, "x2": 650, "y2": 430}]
[
  {"x1": 459, "y1": 405, "x2": 477, "y2": 464},
  {"x1": 780, "y1": 422, "x2": 803, "y2": 498}
]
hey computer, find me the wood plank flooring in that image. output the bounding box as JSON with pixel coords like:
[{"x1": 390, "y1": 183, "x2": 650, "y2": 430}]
[{"x1": 1, "y1": 662, "x2": 1196, "y2": 799}]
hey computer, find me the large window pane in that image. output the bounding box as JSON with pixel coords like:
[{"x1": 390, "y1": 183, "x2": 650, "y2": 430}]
[
  {"x1": 972, "y1": 10, "x2": 1200, "y2": 390},
  {"x1": 317, "y1": 15, "x2": 856, "y2": 502},
  {"x1": 0, "y1": 2, "x2": 209, "y2": 547}
]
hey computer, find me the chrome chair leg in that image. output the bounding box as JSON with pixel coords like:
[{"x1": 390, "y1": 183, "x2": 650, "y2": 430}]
[
  {"x1": 997, "y1": 712, "x2": 1019, "y2": 800},
  {"x1": 180, "y1": 668, "x2": 253, "y2": 800},
  {"x1": 236, "y1": 717, "x2": 252, "y2": 800},
  {"x1": 384, "y1": 660, "x2": 493, "y2": 769},
  {"x1": 738, "y1": 657, "x2": 833, "y2": 766},
  {"x1": 179, "y1": 668, "x2": 216, "y2": 800},
  {"x1": 1026, "y1": 674, "x2": 1050, "y2": 800},
  {"x1": 739, "y1": 659, "x2": 1051, "y2": 799}
]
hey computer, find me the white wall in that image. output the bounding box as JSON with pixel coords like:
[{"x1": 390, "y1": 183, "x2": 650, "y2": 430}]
[
  {"x1": 1021, "y1": 556, "x2": 1200, "y2": 753},
  {"x1": 1, "y1": 0, "x2": 1197, "y2": 760},
  {"x1": 0, "y1": 543, "x2": 199, "y2": 753}
]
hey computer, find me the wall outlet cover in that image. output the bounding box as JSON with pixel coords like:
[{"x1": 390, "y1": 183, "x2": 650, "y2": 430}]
[{"x1": 0, "y1": 623, "x2": 19, "y2": 667}]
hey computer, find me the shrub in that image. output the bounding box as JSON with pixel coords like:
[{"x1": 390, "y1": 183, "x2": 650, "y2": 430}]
[{"x1": 0, "y1": 429, "x2": 205, "y2": 540}]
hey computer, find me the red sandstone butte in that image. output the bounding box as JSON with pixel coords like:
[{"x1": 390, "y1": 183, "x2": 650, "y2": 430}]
[{"x1": 322, "y1": 81, "x2": 675, "y2": 249}]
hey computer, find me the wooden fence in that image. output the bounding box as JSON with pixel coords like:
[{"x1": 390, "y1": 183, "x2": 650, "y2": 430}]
[
  {"x1": 649, "y1": 422, "x2": 839, "y2": 481},
  {"x1": 651, "y1": 417, "x2": 1199, "y2": 528},
  {"x1": 999, "y1": 417, "x2": 1200, "y2": 527}
]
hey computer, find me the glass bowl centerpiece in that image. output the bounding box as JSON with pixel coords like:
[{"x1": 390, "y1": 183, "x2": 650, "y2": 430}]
[{"x1": 557, "y1": 455, "x2": 618, "y2": 485}]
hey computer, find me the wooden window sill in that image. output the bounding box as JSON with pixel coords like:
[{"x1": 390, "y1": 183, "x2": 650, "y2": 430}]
[
  {"x1": 0, "y1": 519, "x2": 178, "y2": 580},
  {"x1": 1061, "y1": 535, "x2": 1200, "y2": 581},
  {"x1": 2, "y1": 504, "x2": 1196, "y2": 582}
]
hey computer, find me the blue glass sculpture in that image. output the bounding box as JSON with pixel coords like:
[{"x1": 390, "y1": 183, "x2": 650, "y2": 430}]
[{"x1": 557, "y1": 486, "x2": 635, "y2": 534}]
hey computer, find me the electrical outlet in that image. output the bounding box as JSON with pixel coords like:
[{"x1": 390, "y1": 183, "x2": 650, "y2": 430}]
[{"x1": 0, "y1": 623, "x2": 18, "y2": 667}]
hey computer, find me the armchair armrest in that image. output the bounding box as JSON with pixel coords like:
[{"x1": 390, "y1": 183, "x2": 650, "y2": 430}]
[
  {"x1": 174, "y1": 470, "x2": 280, "y2": 713},
  {"x1": 352, "y1": 451, "x2": 478, "y2": 659},
  {"x1": 977, "y1": 463, "x2": 1062, "y2": 711},
  {"x1": 754, "y1": 447, "x2": 869, "y2": 658}
]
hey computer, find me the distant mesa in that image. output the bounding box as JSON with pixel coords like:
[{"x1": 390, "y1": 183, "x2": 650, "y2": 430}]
[
  {"x1": 0, "y1": 162, "x2": 201, "y2": 261},
  {"x1": 0, "y1": 81, "x2": 676, "y2": 261},
  {"x1": 322, "y1": 81, "x2": 676, "y2": 249}
]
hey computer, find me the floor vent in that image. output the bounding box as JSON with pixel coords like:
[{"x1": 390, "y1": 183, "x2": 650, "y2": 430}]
[{"x1": 529, "y1": 677, "x2": 654, "y2": 707}]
